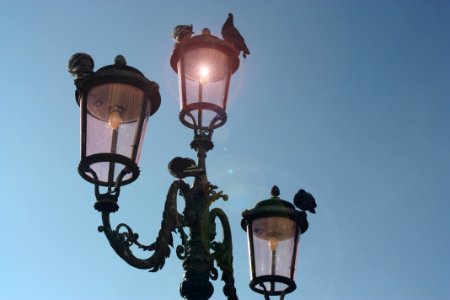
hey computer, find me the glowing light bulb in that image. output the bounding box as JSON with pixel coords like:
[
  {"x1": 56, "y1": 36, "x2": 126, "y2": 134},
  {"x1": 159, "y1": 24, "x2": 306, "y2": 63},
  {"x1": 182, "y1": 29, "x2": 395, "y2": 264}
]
[
  {"x1": 199, "y1": 66, "x2": 210, "y2": 85},
  {"x1": 108, "y1": 110, "x2": 122, "y2": 130},
  {"x1": 269, "y1": 237, "x2": 278, "y2": 252}
]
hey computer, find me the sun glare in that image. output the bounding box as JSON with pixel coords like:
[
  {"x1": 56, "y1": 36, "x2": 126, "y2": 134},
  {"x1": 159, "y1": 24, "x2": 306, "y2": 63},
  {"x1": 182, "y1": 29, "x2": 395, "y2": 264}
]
[{"x1": 199, "y1": 66, "x2": 210, "y2": 84}]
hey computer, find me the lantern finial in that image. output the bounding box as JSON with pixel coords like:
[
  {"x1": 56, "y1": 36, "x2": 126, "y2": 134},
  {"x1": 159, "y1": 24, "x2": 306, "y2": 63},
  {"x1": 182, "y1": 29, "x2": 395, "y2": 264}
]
[
  {"x1": 271, "y1": 185, "x2": 280, "y2": 197},
  {"x1": 114, "y1": 55, "x2": 127, "y2": 66},
  {"x1": 202, "y1": 28, "x2": 211, "y2": 36}
]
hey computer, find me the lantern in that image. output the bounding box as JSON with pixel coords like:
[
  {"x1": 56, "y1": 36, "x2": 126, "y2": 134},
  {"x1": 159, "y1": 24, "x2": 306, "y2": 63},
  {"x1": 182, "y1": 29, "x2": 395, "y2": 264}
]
[
  {"x1": 71, "y1": 54, "x2": 161, "y2": 190},
  {"x1": 170, "y1": 28, "x2": 239, "y2": 131},
  {"x1": 241, "y1": 188, "x2": 309, "y2": 297}
]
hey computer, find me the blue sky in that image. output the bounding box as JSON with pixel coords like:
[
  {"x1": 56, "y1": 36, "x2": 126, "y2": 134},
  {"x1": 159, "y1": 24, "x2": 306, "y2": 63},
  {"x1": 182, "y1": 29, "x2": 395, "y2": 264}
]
[{"x1": 1, "y1": 1, "x2": 449, "y2": 300}]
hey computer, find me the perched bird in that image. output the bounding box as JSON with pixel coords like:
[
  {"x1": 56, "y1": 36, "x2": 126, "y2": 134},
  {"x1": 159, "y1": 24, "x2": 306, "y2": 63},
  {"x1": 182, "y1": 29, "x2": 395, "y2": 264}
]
[
  {"x1": 221, "y1": 13, "x2": 250, "y2": 58},
  {"x1": 68, "y1": 52, "x2": 94, "y2": 77},
  {"x1": 172, "y1": 25, "x2": 194, "y2": 43},
  {"x1": 293, "y1": 189, "x2": 317, "y2": 214},
  {"x1": 168, "y1": 157, "x2": 204, "y2": 179}
]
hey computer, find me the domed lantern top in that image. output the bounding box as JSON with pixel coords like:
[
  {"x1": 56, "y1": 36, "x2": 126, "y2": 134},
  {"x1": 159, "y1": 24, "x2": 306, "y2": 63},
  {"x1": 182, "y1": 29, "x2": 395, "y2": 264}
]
[
  {"x1": 170, "y1": 28, "x2": 240, "y2": 132},
  {"x1": 241, "y1": 186, "x2": 309, "y2": 298}
]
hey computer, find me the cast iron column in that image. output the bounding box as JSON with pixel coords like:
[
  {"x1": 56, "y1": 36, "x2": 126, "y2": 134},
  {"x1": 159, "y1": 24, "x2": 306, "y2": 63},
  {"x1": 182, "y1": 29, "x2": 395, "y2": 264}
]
[{"x1": 179, "y1": 133, "x2": 215, "y2": 300}]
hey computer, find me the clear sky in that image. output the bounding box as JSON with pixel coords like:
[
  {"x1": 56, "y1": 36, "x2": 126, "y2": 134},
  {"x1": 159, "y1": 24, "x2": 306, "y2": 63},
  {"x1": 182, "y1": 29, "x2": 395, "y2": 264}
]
[{"x1": 1, "y1": 1, "x2": 449, "y2": 300}]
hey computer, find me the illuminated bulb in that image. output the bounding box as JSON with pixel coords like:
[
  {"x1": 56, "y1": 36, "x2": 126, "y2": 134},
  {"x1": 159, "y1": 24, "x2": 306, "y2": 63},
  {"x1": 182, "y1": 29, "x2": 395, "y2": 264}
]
[
  {"x1": 269, "y1": 237, "x2": 278, "y2": 252},
  {"x1": 108, "y1": 110, "x2": 122, "y2": 130},
  {"x1": 199, "y1": 66, "x2": 210, "y2": 85}
]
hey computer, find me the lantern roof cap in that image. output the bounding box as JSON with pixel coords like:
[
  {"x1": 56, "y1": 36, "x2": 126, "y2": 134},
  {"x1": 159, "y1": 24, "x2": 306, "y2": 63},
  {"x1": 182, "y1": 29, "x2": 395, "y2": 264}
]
[
  {"x1": 241, "y1": 186, "x2": 309, "y2": 234},
  {"x1": 96, "y1": 55, "x2": 145, "y2": 76},
  {"x1": 170, "y1": 27, "x2": 240, "y2": 74},
  {"x1": 73, "y1": 54, "x2": 161, "y2": 117}
]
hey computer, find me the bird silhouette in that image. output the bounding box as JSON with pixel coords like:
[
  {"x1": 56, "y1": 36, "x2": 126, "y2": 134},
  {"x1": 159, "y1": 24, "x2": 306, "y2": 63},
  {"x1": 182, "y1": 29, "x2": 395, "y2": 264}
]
[
  {"x1": 221, "y1": 13, "x2": 250, "y2": 58},
  {"x1": 293, "y1": 189, "x2": 317, "y2": 214},
  {"x1": 68, "y1": 53, "x2": 94, "y2": 77},
  {"x1": 172, "y1": 25, "x2": 194, "y2": 43},
  {"x1": 168, "y1": 157, "x2": 204, "y2": 179}
]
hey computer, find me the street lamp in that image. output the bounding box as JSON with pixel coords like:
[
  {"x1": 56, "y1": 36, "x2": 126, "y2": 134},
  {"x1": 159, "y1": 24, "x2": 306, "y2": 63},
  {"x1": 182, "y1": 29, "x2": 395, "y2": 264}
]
[
  {"x1": 170, "y1": 28, "x2": 239, "y2": 132},
  {"x1": 242, "y1": 186, "x2": 310, "y2": 300},
  {"x1": 68, "y1": 19, "x2": 316, "y2": 300},
  {"x1": 68, "y1": 54, "x2": 161, "y2": 213}
]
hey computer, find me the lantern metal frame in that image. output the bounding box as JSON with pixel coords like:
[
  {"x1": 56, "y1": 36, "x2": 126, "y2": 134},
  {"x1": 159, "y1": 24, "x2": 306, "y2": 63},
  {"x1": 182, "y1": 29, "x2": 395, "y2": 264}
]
[
  {"x1": 72, "y1": 55, "x2": 161, "y2": 212},
  {"x1": 170, "y1": 28, "x2": 239, "y2": 134},
  {"x1": 241, "y1": 189, "x2": 309, "y2": 299},
  {"x1": 74, "y1": 56, "x2": 161, "y2": 186}
]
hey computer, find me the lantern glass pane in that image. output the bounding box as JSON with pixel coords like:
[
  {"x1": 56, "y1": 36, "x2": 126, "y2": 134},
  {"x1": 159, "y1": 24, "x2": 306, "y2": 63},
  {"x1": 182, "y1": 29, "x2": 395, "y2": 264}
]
[
  {"x1": 251, "y1": 217, "x2": 298, "y2": 279},
  {"x1": 177, "y1": 47, "x2": 231, "y2": 128},
  {"x1": 83, "y1": 83, "x2": 150, "y2": 184},
  {"x1": 134, "y1": 117, "x2": 149, "y2": 163}
]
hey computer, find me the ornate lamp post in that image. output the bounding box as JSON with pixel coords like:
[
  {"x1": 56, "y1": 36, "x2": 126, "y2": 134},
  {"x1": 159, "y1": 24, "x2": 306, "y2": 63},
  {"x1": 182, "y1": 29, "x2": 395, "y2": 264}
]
[{"x1": 68, "y1": 18, "x2": 316, "y2": 300}]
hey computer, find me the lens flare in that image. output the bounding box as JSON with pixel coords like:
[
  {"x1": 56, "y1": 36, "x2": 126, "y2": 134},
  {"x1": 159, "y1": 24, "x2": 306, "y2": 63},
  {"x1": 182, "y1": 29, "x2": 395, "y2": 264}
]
[{"x1": 199, "y1": 66, "x2": 210, "y2": 84}]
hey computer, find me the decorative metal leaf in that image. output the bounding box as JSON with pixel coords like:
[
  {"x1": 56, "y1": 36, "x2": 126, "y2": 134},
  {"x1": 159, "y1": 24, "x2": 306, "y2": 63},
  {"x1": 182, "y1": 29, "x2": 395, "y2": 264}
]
[
  {"x1": 208, "y1": 183, "x2": 229, "y2": 205},
  {"x1": 209, "y1": 208, "x2": 238, "y2": 300}
]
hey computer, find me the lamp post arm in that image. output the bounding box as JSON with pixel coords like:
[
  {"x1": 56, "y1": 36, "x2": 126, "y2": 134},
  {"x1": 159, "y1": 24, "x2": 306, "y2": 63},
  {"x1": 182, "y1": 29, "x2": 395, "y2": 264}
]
[
  {"x1": 98, "y1": 180, "x2": 190, "y2": 271},
  {"x1": 209, "y1": 207, "x2": 238, "y2": 300}
]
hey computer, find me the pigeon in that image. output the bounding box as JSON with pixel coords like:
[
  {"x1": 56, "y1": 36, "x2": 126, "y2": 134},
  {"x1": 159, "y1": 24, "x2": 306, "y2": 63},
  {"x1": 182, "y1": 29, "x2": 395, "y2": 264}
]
[
  {"x1": 293, "y1": 189, "x2": 317, "y2": 214},
  {"x1": 168, "y1": 157, "x2": 204, "y2": 179},
  {"x1": 172, "y1": 25, "x2": 194, "y2": 43},
  {"x1": 221, "y1": 13, "x2": 250, "y2": 58},
  {"x1": 68, "y1": 52, "x2": 94, "y2": 77}
]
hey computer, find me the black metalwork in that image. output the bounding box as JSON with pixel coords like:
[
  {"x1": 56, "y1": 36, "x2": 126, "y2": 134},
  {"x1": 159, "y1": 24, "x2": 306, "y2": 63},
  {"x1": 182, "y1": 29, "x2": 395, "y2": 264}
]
[
  {"x1": 70, "y1": 36, "x2": 242, "y2": 300},
  {"x1": 70, "y1": 18, "x2": 313, "y2": 300},
  {"x1": 97, "y1": 179, "x2": 190, "y2": 271},
  {"x1": 90, "y1": 132, "x2": 238, "y2": 300}
]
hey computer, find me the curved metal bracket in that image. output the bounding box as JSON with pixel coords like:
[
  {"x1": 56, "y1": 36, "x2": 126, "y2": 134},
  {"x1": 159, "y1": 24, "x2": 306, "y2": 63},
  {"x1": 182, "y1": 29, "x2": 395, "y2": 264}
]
[
  {"x1": 98, "y1": 180, "x2": 190, "y2": 271},
  {"x1": 209, "y1": 207, "x2": 238, "y2": 300},
  {"x1": 81, "y1": 163, "x2": 130, "y2": 213}
]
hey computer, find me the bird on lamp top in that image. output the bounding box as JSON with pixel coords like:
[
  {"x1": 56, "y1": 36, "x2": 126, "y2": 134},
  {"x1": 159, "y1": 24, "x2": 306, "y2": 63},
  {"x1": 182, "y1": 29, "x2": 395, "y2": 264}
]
[
  {"x1": 172, "y1": 25, "x2": 194, "y2": 43},
  {"x1": 221, "y1": 13, "x2": 250, "y2": 58},
  {"x1": 293, "y1": 189, "x2": 317, "y2": 214},
  {"x1": 168, "y1": 157, "x2": 204, "y2": 179},
  {"x1": 68, "y1": 52, "x2": 94, "y2": 77}
]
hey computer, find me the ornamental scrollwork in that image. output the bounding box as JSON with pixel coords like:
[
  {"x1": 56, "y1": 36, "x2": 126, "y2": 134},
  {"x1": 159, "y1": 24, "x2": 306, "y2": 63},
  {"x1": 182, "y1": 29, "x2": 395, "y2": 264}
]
[{"x1": 98, "y1": 180, "x2": 191, "y2": 272}]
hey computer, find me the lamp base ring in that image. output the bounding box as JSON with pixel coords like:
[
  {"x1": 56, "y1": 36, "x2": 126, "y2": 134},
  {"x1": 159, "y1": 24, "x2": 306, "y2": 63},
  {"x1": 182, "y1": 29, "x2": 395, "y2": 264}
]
[
  {"x1": 250, "y1": 275, "x2": 296, "y2": 296},
  {"x1": 78, "y1": 153, "x2": 140, "y2": 187},
  {"x1": 179, "y1": 103, "x2": 227, "y2": 130}
]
